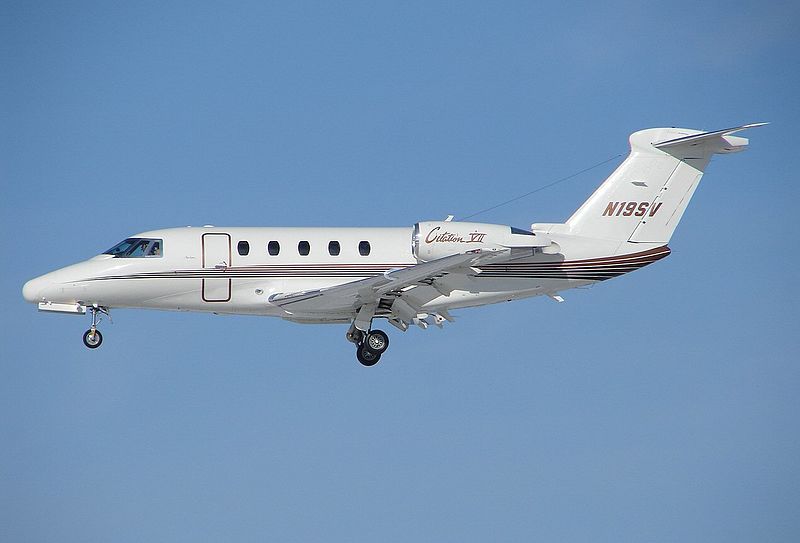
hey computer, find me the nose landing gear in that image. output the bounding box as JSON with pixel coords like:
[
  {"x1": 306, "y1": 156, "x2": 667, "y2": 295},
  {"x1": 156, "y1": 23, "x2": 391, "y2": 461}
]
[
  {"x1": 83, "y1": 328, "x2": 103, "y2": 349},
  {"x1": 82, "y1": 305, "x2": 109, "y2": 349}
]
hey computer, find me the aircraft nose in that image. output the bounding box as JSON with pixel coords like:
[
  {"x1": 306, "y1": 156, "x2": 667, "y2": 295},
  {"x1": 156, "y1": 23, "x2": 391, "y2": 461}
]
[{"x1": 22, "y1": 276, "x2": 46, "y2": 303}]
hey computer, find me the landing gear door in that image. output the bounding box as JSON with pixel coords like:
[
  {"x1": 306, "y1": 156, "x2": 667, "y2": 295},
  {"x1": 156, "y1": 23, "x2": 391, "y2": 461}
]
[{"x1": 202, "y1": 233, "x2": 231, "y2": 302}]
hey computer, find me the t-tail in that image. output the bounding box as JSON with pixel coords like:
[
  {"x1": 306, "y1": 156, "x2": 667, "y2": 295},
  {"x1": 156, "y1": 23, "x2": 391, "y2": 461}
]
[{"x1": 565, "y1": 123, "x2": 767, "y2": 244}]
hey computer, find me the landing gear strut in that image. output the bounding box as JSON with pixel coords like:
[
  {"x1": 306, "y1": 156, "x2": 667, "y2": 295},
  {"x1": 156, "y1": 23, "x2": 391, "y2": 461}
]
[
  {"x1": 347, "y1": 322, "x2": 390, "y2": 366},
  {"x1": 82, "y1": 305, "x2": 108, "y2": 349}
]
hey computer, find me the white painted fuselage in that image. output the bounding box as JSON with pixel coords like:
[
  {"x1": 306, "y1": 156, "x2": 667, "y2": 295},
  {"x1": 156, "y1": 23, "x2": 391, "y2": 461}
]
[{"x1": 23, "y1": 225, "x2": 665, "y2": 323}]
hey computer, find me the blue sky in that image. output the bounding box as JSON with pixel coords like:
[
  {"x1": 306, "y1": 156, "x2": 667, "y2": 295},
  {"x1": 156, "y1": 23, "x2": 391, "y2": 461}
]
[{"x1": 2, "y1": 1, "x2": 798, "y2": 541}]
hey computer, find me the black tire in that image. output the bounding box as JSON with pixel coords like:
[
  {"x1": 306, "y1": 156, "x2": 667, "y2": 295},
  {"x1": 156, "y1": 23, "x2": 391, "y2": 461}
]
[
  {"x1": 356, "y1": 345, "x2": 381, "y2": 366},
  {"x1": 83, "y1": 329, "x2": 103, "y2": 349},
  {"x1": 364, "y1": 329, "x2": 389, "y2": 355}
]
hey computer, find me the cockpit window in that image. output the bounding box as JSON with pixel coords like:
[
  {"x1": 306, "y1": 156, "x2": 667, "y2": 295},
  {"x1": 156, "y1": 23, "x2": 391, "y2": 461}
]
[{"x1": 104, "y1": 238, "x2": 163, "y2": 258}]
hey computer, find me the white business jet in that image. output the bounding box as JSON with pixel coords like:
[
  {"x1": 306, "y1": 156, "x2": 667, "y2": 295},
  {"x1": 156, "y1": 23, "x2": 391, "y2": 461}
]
[{"x1": 22, "y1": 124, "x2": 764, "y2": 365}]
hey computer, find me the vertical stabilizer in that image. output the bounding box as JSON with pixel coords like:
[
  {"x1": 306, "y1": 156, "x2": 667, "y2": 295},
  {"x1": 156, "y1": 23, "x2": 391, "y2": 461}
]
[{"x1": 565, "y1": 123, "x2": 765, "y2": 243}]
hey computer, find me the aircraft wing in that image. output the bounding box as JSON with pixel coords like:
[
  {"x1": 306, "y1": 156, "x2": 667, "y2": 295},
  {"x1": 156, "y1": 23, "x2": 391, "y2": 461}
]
[{"x1": 268, "y1": 248, "x2": 513, "y2": 316}]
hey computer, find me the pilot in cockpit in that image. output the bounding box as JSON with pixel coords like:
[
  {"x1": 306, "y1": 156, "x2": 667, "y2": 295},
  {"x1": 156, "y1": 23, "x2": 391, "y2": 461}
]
[{"x1": 103, "y1": 237, "x2": 163, "y2": 258}]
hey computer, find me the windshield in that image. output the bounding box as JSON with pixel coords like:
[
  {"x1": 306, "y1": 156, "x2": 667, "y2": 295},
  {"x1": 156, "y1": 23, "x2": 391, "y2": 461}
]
[{"x1": 104, "y1": 238, "x2": 163, "y2": 257}]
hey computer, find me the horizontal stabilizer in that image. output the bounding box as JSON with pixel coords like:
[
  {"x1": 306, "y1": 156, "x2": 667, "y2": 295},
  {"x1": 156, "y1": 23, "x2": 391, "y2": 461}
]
[{"x1": 654, "y1": 122, "x2": 768, "y2": 155}]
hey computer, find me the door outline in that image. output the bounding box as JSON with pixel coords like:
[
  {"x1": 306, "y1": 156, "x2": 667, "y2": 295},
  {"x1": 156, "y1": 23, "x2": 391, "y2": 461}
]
[{"x1": 202, "y1": 233, "x2": 231, "y2": 302}]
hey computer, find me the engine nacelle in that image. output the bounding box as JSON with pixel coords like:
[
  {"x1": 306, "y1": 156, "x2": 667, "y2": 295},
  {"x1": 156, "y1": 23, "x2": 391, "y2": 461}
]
[{"x1": 412, "y1": 221, "x2": 551, "y2": 262}]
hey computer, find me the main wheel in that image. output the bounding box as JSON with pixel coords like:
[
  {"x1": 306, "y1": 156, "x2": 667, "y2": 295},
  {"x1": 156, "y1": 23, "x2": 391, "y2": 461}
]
[
  {"x1": 364, "y1": 330, "x2": 389, "y2": 355},
  {"x1": 356, "y1": 345, "x2": 381, "y2": 366},
  {"x1": 83, "y1": 329, "x2": 103, "y2": 349}
]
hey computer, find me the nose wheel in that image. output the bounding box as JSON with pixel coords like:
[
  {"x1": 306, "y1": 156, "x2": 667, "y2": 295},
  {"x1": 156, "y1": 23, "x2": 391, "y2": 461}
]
[
  {"x1": 83, "y1": 328, "x2": 103, "y2": 348},
  {"x1": 82, "y1": 305, "x2": 109, "y2": 349}
]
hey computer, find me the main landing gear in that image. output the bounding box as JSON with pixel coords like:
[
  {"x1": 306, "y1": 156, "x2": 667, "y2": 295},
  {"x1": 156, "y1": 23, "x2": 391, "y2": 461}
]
[
  {"x1": 347, "y1": 326, "x2": 390, "y2": 366},
  {"x1": 82, "y1": 305, "x2": 109, "y2": 349}
]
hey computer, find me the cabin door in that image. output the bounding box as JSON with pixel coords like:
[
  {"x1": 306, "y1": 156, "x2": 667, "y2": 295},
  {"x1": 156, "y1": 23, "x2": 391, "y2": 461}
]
[{"x1": 202, "y1": 233, "x2": 231, "y2": 302}]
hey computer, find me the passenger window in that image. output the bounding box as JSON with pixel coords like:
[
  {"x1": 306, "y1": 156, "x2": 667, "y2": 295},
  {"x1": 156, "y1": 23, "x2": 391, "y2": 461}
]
[
  {"x1": 237, "y1": 240, "x2": 250, "y2": 256},
  {"x1": 298, "y1": 241, "x2": 310, "y2": 256},
  {"x1": 268, "y1": 241, "x2": 280, "y2": 256},
  {"x1": 358, "y1": 240, "x2": 371, "y2": 256},
  {"x1": 328, "y1": 241, "x2": 340, "y2": 256}
]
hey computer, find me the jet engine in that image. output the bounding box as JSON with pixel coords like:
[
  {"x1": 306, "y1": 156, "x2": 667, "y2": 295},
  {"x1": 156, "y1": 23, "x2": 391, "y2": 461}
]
[{"x1": 412, "y1": 221, "x2": 552, "y2": 262}]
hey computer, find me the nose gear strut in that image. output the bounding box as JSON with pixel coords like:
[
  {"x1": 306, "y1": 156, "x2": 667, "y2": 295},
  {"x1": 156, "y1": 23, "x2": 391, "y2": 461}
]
[{"x1": 82, "y1": 305, "x2": 109, "y2": 349}]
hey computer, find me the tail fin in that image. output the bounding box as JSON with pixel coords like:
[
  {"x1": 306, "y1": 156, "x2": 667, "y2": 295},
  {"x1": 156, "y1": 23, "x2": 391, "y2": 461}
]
[{"x1": 565, "y1": 123, "x2": 766, "y2": 243}]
